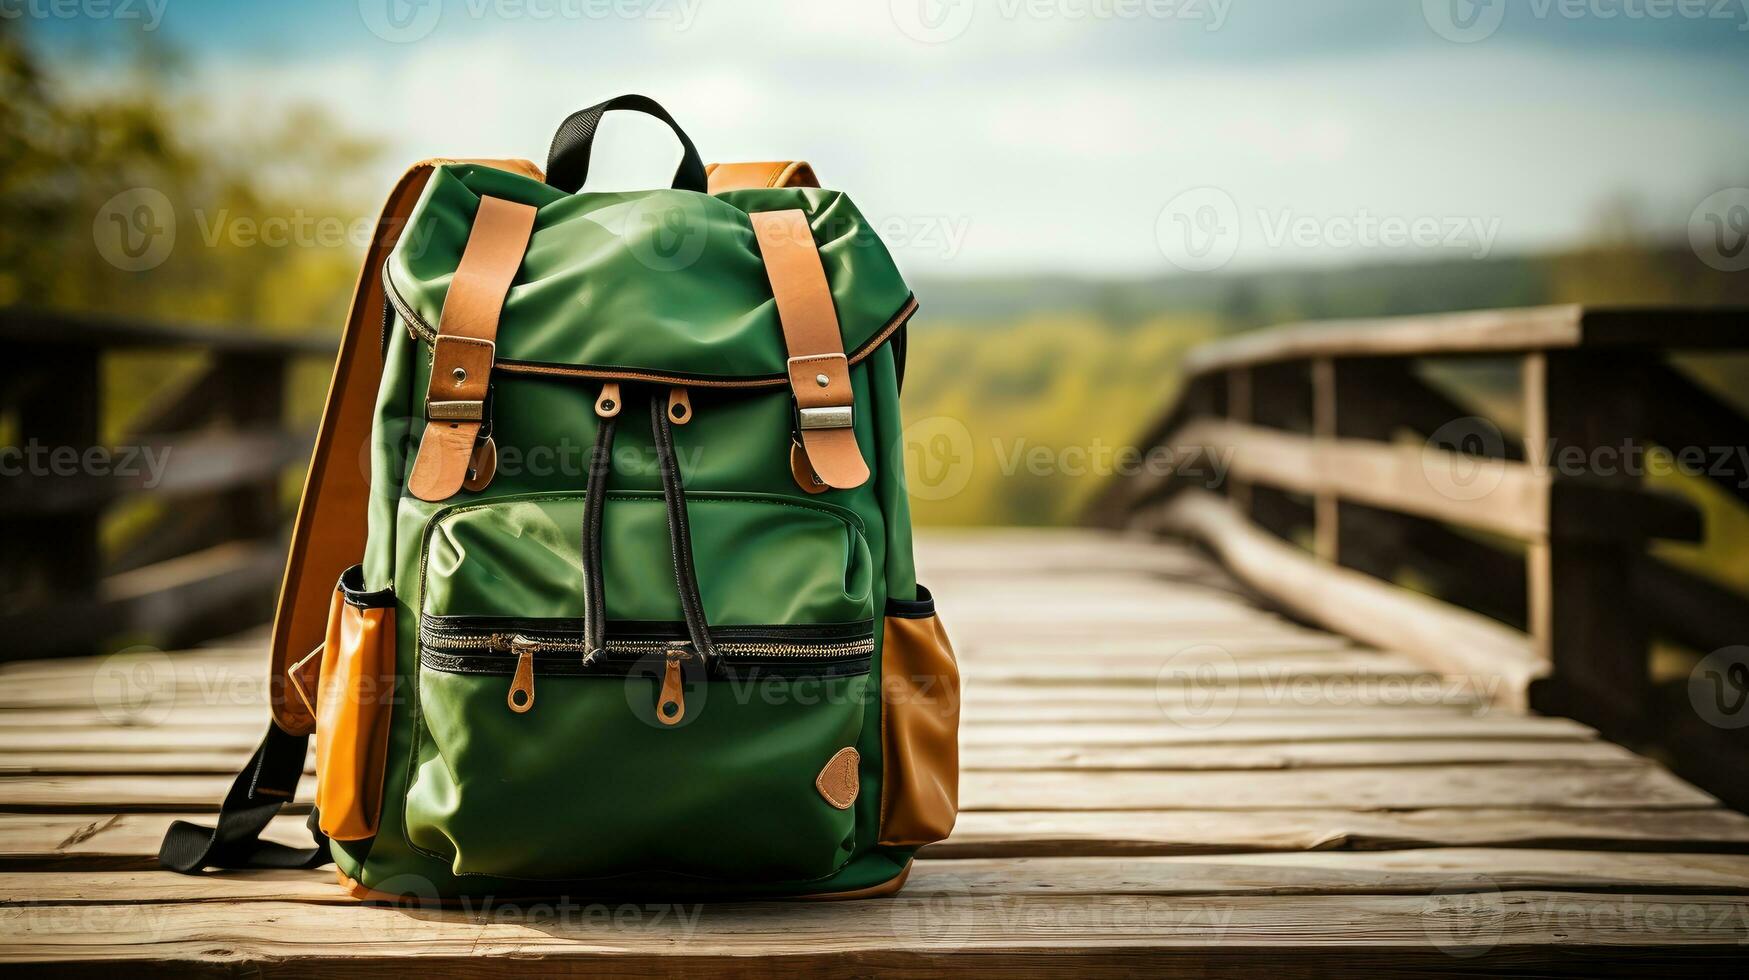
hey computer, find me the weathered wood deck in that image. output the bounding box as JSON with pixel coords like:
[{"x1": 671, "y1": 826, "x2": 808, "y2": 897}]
[{"x1": 4, "y1": 529, "x2": 1749, "y2": 974}]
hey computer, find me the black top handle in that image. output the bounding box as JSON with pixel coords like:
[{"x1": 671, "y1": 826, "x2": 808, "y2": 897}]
[{"x1": 545, "y1": 95, "x2": 708, "y2": 195}]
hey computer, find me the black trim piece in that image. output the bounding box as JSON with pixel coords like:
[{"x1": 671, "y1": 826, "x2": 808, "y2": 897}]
[
  {"x1": 579, "y1": 410, "x2": 616, "y2": 662},
  {"x1": 379, "y1": 292, "x2": 396, "y2": 359},
  {"x1": 885, "y1": 584, "x2": 936, "y2": 620},
  {"x1": 338, "y1": 564, "x2": 395, "y2": 609}
]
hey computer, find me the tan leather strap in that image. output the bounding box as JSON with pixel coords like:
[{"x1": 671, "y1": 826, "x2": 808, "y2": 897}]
[
  {"x1": 706, "y1": 160, "x2": 820, "y2": 194},
  {"x1": 749, "y1": 209, "x2": 869, "y2": 490},
  {"x1": 406, "y1": 195, "x2": 538, "y2": 503},
  {"x1": 268, "y1": 158, "x2": 540, "y2": 733}
]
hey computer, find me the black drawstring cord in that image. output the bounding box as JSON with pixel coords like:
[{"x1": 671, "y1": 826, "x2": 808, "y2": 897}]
[{"x1": 650, "y1": 393, "x2": 717, "y2": 664}]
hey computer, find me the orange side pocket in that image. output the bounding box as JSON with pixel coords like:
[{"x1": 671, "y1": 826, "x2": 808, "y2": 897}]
[
  {"x1": 313, "y1": 565, "x2": 396, "y2": 841},
  {"x1": 879, "y1": 585, "x2": 961, "y2": 847}
]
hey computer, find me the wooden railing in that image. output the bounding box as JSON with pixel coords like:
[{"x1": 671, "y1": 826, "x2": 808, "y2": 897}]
[
  {"x1": 0, "y1": 309, "x2": 333, "y2": 660},
  {"x1": 1093, "y1": 305, "x2": 1749, "y2": 807}
]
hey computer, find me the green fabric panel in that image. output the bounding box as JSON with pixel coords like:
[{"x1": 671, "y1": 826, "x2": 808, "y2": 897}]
[
  {"x1": 420, "y1": 492, "x2": 873, "y2": 626},
  {"x1": 385, "y1": 165, "x2": 913, "y2": 379}
]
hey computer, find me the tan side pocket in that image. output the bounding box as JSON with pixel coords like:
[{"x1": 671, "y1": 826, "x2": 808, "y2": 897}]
[
  {"x1": 314, "y1": 565, "x2": 396, "y2": 841},
  {"x1": 879, "y1": 585, "x2": 960, "y2": 847}
]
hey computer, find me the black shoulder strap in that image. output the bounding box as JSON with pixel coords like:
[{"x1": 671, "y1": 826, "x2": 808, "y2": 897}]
[{"x1": 158, "y1": 724, "x2": 332, "y2": 872}]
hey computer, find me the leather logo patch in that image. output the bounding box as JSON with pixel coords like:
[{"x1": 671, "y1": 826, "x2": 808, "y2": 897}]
[{"x1": 815, "y1": 747, "x2": 860, "y2": 810}]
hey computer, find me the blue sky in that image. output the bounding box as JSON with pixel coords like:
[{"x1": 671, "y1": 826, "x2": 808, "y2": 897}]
[{"x1": 28, "y1": 0, "x2": 1749, "y2": 276}]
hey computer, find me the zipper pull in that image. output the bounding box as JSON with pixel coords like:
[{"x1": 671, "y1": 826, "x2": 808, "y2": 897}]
[
  {"x1": 508, "y1": 635, "x2": 538, "y2": 714},
  {"x1": 657, "y1": 646, "x2": 689, "y2": 726}
]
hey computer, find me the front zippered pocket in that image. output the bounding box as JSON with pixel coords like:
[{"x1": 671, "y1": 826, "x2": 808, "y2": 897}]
[
  {"x1": 419, "y1": 616, "x2": 875, "y2": 716},
  {"x1": 404, "y1": 491, "x2": 877, "y2": 883}
]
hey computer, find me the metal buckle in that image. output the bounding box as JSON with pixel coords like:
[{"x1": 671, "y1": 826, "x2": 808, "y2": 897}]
[
  {"x1": 797, "y1": 405, "x2": 854, "y2": 430},
  {"x1": 427, "y1": 399, "x2": 485, "y2": 422}
]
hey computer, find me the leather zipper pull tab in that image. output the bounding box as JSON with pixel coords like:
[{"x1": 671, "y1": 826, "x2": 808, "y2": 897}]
[
  {"x1": 508, "y1": 635, "x2": 537, "y2": 714},
  {"x1": 657, "y1": 648, "x2": 687, "y2": 726}
]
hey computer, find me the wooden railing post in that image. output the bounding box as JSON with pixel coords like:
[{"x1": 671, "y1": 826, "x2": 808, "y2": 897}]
[
  {"x1": 1523, "y1": 351, "x2": 1653, "y2": 740},
  {"x1": 2, "y1": 345, "x2": 101, "y2": 604},
  {"x1": 1226, "y1": 367, "x2": 1251, "y2": 515}
]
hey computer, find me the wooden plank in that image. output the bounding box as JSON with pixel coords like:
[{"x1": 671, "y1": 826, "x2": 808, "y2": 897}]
[
  {"x1": 1172, "y1": 418, "x2": 1693, "y2": 543},
  {"x1": 4, "y1": 892, "x2": 1749, "y2": 975},
  {"x1": 1181, "y1": 305, "x2": 1749, "y2": 376},
  {"x1": 1157, "y1": 491, "x2": 1547, "y2": 705},
  {"x1": 0, "y1": 308, "x2": 335, "y2": 356},
  {"x1": 0, "y1": 763, "x2": 1700, "y2": 815},
  {"x1": 12, "y1": 807, "x2": 1749, "y2": 872},
  {"x1": 0, "y1": 762, "x2": 1709, "y2": 814},
  {"x1": 954, "y1": 765, "x2": 1715, "y2": 812},
  {"x1": 0, "y1": 739, "x2": 1636, "y2": 778},
  {"x1": 7, "y1": 852, "x2": 1749, "y2": 905},
  {"x1": 933, "y1": 808, "x2": 1749, "y2": 858}
]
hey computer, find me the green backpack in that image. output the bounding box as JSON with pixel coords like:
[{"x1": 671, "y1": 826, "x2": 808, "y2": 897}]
[{"x1": 161, "y1": 97, "x2": 961, "y2": 901}]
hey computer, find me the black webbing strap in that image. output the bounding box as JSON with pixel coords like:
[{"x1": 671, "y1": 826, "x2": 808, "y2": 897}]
[{"x1": 158, "y1": 723, "x2": 331, "y2": 873}]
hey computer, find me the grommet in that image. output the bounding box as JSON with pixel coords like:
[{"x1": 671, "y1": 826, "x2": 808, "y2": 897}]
[
  {"x1": 595, "y1": 382, "x2": 622, "y2": 418},
  {"x1": 667, "y1": 386, "x2": 692, "y2": 425},
  {"x1": 452, "y1": 367, "x2": 468, "y2": 384}
]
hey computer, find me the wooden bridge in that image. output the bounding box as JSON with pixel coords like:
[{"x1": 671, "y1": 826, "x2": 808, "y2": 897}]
[{"x1": 3, "y1": 304, "x2": 1749, "y2": 973}]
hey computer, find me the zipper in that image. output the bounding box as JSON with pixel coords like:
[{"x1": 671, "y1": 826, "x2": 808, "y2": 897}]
[
  {"x1": 422, "y1": 621, "x2": 873, "y2": 718},
  {"x1": 382, "y1": 259, "x2": 916, "y2": 390}
]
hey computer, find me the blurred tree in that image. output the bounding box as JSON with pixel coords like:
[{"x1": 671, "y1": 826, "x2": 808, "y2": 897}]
[{"x1": 0, "y1": 23, "x2": 378, "y2": 334}]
